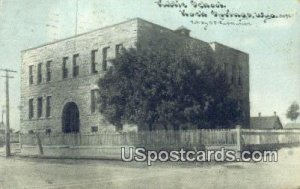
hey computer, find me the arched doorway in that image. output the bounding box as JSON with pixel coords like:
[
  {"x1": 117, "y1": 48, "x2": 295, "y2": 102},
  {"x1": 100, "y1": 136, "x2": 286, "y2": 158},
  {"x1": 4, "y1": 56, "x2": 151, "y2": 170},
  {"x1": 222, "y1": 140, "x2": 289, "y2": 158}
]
[{"x1": 62, "y1": 102, "x2": 80, "y2": 133}]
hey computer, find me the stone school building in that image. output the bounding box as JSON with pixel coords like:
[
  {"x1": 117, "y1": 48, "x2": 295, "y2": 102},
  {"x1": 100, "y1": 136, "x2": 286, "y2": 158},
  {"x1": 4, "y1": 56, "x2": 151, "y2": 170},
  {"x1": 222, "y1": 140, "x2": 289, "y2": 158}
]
[{"x1": 20, "y1": 18, "x2": 250, "y2": 134}]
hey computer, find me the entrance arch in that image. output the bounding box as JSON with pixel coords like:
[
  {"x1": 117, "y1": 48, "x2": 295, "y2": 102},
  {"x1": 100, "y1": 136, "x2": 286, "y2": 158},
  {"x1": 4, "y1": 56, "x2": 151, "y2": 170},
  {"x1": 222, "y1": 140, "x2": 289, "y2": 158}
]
[{"x1": 62, "y1": 102, "x2": 80, "y2": 133}]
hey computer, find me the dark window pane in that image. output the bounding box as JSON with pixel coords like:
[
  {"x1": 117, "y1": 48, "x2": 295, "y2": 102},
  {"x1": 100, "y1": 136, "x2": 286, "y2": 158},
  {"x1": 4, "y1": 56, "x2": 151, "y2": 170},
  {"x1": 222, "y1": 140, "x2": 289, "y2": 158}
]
[
  {"x1": 29, "y1": 99, "x2": 34, "y2": 119},
  {"x1": 37, "y1": 97, "x2": 43, "y2": 118},
  {"x1": 73, "y1": 54, "x2": 79, "y2": 77},
  {"x1": 102, "y1": 47, "x2": 109, "y2": 71},
  {"x1": 46, "y1": 61, "x2": 52, "y2": 82},
  {"x1": 37, "y1": 63, "x2": 42, "y2": 84},
  {"x1": 62, "y1": 57, "x2": 68, "y2": 79},
  {"x1": 46, "y1": 96, "x2": 51, "y2": 117}
]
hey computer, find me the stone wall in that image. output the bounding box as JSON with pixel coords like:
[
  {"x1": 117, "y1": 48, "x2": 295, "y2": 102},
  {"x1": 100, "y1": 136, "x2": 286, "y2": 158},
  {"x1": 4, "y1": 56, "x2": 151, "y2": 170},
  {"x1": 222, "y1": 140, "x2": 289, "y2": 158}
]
[
  {"x1": 136, "y1": 18, "x2": 214, "y2": 65},
  {"x1": 210, "y1": 42, "x2": 250, "y2": 128},
  {"x1": 21, "y1": 19, "x2": 138, "y2": 134},
  {"x1": 20, "y1": 18, "x2": 250, "y2": 134},
  {"x1": 136, "y1": 19, "x2": 250, "y2": 128}
]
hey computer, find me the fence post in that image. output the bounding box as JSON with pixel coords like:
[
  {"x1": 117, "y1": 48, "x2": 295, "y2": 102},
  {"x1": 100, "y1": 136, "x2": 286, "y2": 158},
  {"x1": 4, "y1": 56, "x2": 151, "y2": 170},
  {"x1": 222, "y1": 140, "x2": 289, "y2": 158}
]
[
  {"x1": 19, "y1": 133, "x2": 22, "y2": 149},
  {"x1": 236, "y1": 125, "x2": 242, "y2": 158},
  {"x1": 36, "y1": 133, "x2": 43, "y2": 155}
]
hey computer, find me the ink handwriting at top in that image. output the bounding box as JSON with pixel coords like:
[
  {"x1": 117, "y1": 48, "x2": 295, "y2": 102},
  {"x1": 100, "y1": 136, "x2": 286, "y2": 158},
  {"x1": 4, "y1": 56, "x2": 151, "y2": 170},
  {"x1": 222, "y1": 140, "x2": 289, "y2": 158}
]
[
  {"x1": 155, "y1": 0, "x2": 226, "y2": 9},
  {"x1": 154, "y1": 0, "x2": 293, "y2": 30}
]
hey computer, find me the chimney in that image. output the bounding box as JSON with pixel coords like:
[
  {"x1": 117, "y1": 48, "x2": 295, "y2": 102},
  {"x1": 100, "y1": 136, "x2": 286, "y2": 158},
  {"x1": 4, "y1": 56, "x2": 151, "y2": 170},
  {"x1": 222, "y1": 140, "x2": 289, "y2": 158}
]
[
  {"x1": 174, "y1": 26, "x2": 191, "y2": 37},
  {"x1": 274, "y1": 111, "x2": 277, "y2": 116},
  {"x1": 258, "y1": 112, "x2": 261, "y2": 117}
]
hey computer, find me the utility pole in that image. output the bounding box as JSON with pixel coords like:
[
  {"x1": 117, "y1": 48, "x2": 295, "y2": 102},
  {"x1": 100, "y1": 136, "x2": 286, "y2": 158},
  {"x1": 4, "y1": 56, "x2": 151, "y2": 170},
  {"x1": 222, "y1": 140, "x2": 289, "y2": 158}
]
[
  {"x1": 75, "y1": 0, "x2": 79, "y2": 35},
  {"x1": 1, "y1": 106, "x2": 4, "y2": 124},
  {"x1": 0, "y1": 68, "x2": 17, "y2": 157}
]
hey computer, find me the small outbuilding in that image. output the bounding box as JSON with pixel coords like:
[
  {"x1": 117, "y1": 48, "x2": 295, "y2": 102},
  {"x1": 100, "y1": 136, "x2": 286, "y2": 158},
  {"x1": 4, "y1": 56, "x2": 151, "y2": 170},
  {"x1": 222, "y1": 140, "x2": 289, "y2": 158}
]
[
  {"x1": 250, "y1": 112, "x2": 283, "y2": 130},
  {"x1": 284, "y1": 123, "x2": 300, "y2": 130}
]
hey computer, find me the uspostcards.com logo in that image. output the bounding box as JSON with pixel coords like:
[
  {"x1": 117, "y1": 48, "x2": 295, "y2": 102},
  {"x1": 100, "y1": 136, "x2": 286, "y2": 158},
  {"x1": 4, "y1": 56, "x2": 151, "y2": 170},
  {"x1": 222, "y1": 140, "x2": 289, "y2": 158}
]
[{"x1": 121, "y1": 147, "x2": 278, "y2": 166}]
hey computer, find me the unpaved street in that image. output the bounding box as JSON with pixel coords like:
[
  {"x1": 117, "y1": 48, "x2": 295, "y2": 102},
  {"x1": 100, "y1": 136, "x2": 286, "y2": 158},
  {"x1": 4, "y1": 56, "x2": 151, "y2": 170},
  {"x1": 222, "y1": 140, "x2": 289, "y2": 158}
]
[{"x1": 0, "y1": 147, "x2": 300, "y2": 189}]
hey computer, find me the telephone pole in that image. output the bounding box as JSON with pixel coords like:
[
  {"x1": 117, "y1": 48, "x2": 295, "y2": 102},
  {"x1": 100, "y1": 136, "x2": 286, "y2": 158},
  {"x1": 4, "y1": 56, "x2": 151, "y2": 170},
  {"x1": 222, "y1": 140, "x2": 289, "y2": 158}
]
[
  {"x1": 0, "y1": 68, "x2": 17, "y2": 157},
  {"x1": 75, "y1": 0, "x2": 79, "y2": 35},
  {"x1": 1, "y1": 105, "x2": 4, "y2": 124}
]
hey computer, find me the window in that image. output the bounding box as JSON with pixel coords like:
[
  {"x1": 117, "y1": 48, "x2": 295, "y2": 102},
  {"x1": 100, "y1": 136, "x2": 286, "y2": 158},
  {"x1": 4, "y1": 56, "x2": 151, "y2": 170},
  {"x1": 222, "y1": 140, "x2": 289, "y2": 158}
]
[
  {"x1": 73, "y1": 54, "x2": 79, "y2": 77},
  {"x1": 116, "y1": 124, "x2": 123, "y2": 132},
  {"x1": 115, "y1": 44, "x2": 123, "y2": 57},
  {"x1": 91, "y1": 50, "x2": 98, "y2": 74},
  {"x1": 91, "y1": 89, "x2": 99, "y2": 113},
  {"x1": 37, "y1": 63, "x2": 42, "y2": 84},
  {"x1": 237, "y1": 100, "x2": 241, "y2": 109},
  {"x1": 238, "y1": 67, "x2": 242, "y2": 86},
  {"x1": 29, "y1": 65, "x2": 34, "y2": 85},
  {"x1": 37, "y1": 97, "x2": 43, "y2": 118},
  {"x1": 223, "y1": 62, "x2": 228, "y2": 73},
  {"x1": 46, "y1": 61, "x2": 52, "y2": 82},
  {"x1": 91, "y1": 126, "x2": 98, "y2": 132},
  {"x1": 62, "y1": 57, "x2": 69, "y2": 79},
  {"x1": 29, "y1": 99, "x2": 34, "y2": 119},
  {"x1": 231, "y1": 65, "x2": 236, "y2": 84},
  {"x1": 223, "y1": 62, "x2": 230, "y2": 82},
  {"x1": 46, "y1": 129, "x2": 51, "y2": 135},
  {"x1": 46, "y1": 96, "x2": 52, "y2": 118},
  {"x1": 102, "y1": 47, "x2": 109, "y2": 71},
  {"x1": 100, "y1": 96, "x2": 108, "y2": 112}
]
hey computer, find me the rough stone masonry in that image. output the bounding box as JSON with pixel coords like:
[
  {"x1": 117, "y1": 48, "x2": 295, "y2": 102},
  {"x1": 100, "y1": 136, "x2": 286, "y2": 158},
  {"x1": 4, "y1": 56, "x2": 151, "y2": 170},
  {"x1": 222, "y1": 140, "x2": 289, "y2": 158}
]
[{"x1": 20, "y1": 18, "x2": 249, "y2": 134}]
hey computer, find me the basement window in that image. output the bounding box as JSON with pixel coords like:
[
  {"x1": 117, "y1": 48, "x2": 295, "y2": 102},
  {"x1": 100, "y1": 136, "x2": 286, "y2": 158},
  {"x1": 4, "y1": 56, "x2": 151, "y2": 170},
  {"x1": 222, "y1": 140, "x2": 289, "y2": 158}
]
[{"x1": 91, "y1": 126, "x2": 98, "y2": 132}]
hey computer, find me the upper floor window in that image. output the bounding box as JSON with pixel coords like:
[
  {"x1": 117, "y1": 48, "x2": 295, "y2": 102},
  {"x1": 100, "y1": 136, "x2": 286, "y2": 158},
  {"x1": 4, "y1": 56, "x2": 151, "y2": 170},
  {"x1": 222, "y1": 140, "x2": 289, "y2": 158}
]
[
  {"x1": 37, "y1": 97, "x2": 43, "y2": 118},
  {"x1": 29, "y1": 99, "x2": 34, "y2": 119},
  {"x1": 238, "y1": 67, "x2": 242, "y2": 86},
  {"x1": 37, "y1": 63, "x2": 42, "y2": 84},
  {"x1": 231, "y1": 65, "x2": 236, "y2": 84},
  {"x1": 46, "y1": 61, "x2": 52, "y2": 82},
  {"x1": 91, "y1": 49, "x2": 98, "y2": 74},
  {"x1": 62, "y1": 57, "x2": 69, "y2": 79},
  {"x1": 223, "y1": 62, "x2": 228, "y2": 73},
  {"x1": 102, "y1": 47, "x2": 110, "y2": 71},
  {"x1": 73, "y1": 54, "x2": 79, "y2": 77},
  {"x1": 115, "y1": 44, "x2": 123, "y2": 57},
  {"x1": 29, "y1": 65, "x2": 34, "y2": 85}
]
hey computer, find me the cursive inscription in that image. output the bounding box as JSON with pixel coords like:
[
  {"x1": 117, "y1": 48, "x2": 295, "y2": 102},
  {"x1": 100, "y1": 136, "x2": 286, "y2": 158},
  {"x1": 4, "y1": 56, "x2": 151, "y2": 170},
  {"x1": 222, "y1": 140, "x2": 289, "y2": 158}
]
[{"x1": 154, "y1": 0, "x2": 293, "y2": 30}]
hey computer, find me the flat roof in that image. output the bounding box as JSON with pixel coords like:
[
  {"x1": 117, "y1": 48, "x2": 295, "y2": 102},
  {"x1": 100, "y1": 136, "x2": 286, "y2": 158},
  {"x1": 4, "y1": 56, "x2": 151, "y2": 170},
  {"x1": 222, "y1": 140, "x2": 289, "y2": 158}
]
[
  {"x1": 209, "y1": 41, "x2": 248, "y2": 55},
  {"x1": 22, "y1": 17, "x2": 247, "y2": 55},
  {"x1": 22, "y1": 17, "x2": 139, "y2": 52}
]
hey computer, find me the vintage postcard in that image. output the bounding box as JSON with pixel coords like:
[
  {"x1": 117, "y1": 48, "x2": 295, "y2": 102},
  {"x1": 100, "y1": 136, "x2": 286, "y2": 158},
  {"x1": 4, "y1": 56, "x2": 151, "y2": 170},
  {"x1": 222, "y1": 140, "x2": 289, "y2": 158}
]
[{"x1": 0, "y1": 0, "x2": 299, "y2": 188}]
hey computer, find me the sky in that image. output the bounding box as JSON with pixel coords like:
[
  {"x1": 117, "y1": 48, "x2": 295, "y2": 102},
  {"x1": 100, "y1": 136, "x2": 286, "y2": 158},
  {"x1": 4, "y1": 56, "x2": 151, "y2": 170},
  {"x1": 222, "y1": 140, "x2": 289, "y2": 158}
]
[{"x1": 0, "y1": 0, "x2": 299, "y2": 130}]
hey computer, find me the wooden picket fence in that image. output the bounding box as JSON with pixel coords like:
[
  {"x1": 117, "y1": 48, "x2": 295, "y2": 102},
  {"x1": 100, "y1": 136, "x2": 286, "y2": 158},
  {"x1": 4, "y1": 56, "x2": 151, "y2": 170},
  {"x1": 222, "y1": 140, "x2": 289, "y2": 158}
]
[
  {"x1": 19, "y1": 128, "x2": 300, "y2": 150},
  {"x1": 242, "y1": 129, "x2": 300, "y2": 145}
]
